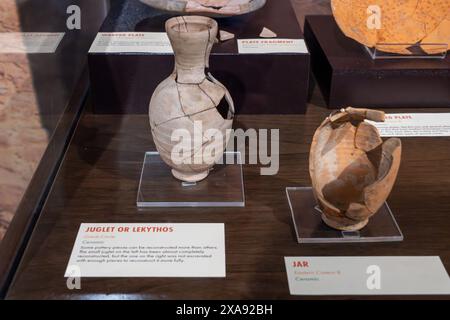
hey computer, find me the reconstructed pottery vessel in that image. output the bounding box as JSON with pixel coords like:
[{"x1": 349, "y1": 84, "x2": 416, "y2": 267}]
[
  {"x1": 309, "y1": 107, "x2": 402, "y2": 231},
  {"x1": 149, "y1": 16, "x2": 234, "y2": 183},
  {"x1": 331, "y1": 0, "x2": 450, "y2": 54},
  {"x1": 140, "y1": 0, "x2": 266, "y2": 17}
]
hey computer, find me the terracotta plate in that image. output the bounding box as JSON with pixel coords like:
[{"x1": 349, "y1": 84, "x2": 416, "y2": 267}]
[{"x1": 140, "y1": 0, "x2": 267, "y2": 17}]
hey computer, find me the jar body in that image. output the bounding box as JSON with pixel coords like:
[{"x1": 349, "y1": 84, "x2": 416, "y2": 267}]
[{"x1": 309, "y1": 108, "x2": 402, "y2": 231}]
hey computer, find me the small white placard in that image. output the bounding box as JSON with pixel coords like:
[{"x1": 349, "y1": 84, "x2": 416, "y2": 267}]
[
  {"x1": 0, "y1": 32, "x2": 64, "y2": 53},
  {"x1": 367, "y1": 113, "x2": 450, "y2": 137},
  {"x1": 237, "y1": 38, "x2": 308, "y2": 54},
  {"x1": 285, "y1": 256, "x2": 450, "y2": 295},
  {"x1": 89, "y1": 32, "x2": 173, "y2": 53},
  {"x1": 65, "y1": 223, "x2": 225, "y2": 277}
]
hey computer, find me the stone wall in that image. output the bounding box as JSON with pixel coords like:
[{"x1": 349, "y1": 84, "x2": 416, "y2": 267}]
[{"x1": 0, "y1": 0, "x2": 49, "y2": 241}]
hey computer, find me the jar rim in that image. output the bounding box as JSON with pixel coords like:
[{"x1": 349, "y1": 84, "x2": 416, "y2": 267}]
[{"x1": 165, "y1": 16, "x2": 218, "y2": 36}]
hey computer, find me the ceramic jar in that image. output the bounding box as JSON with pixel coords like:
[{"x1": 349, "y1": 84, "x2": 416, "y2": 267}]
[{"x1": 149, "y1": 16, "x2": 234, "y2": 182}]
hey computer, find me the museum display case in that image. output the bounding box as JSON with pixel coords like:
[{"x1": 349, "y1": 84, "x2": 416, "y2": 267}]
[
  {"x1": 0, "y1": 0, "x2": 449, "y2": 301},
  {"x1": 88, "y1": 0, "x2": 310, "y2": 114},
  {"x1": 304, "y1": 0, "x2": 450, "y2": 108},
  {"x1": 0, "y1": 0, "x2": 109, "y2": 297}
]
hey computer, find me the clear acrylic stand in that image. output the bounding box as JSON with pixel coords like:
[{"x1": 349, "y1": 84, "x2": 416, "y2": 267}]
[
  {"x1": 137, "y1": 151, "x2": 245, "y2": 207},
  {"x1": 286, "y1": 187, "x2": 403, "y2": 243},
  {"x1": 365, "y1": 43, "x2": 447, "y2": 60}
]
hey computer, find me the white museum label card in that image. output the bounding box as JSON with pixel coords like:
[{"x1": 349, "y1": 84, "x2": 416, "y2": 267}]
[
  {"x1": 65, "y1": 223, "x2": 225, "y2": 277},
  {"x1": 367, "y1": 113, "x2": 450, "y2": 137},
  {"x1": 0, "y1": 32, "x2": 64, "y2": 53},
  {"x1": 237, "y1": 39, "x2": 308, "y2": 54},
  {"x1": 285, "y1": 256, "x2": 450, "y2": 295},
  {"x1": 89, "y1": 32, "x2": 173, "y2": 53}
]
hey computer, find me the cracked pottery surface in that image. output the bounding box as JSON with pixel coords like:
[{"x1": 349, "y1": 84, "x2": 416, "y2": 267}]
[
  {"x1": 0, "y1": 0, "x2": 48, "y2": 241},
  {"x1": 149, "y1": 16, "x2": 234, "y2": 182},
  {"x1": 331, "y1": 0, "x2": 450, "y2": 54},
  {"x1": 140, "y1": 0, "x2": 266, "y2": 17},
  {"x1": 309, "y1": 107, "x2": 402, "y2": 231}
]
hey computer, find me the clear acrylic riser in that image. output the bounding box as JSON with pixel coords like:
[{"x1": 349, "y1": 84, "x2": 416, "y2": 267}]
[
  {"x1": 137, "y1": 151, "x2": 245, "y2": 208},
  {"x1": 286, "y1": 187, "x2": 403, "y2": 244},
  {"x1": 365, "y1": 43, "x2": 448, "y2": 60}
]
